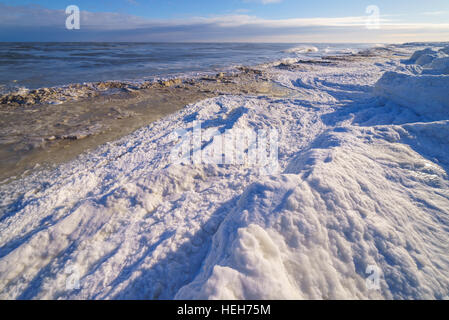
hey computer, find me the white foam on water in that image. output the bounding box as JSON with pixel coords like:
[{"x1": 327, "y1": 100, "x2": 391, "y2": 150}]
[{"x1": 284, "y1": 45, "x2": 319, "y2": 54}]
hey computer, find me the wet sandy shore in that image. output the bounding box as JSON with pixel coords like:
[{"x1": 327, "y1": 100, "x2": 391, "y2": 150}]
[
  {"x1": 0, "y1": 67, "x2": 292, "y2": 183},
  {"x1": 0, "y1": 46, "x2": 401, "y2": 183}
]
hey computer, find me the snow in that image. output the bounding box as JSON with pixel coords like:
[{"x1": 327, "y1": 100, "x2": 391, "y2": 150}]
[
  {"x1": 403, "y1": 48, "x2": 442, "y2": 66},
  {"x1": 426, "y1": 57, "x2": 449, "y2": 75},
  {"x1": 176, "y1": 124, "x2": 449, "y2": 300},
  {"x1": 375, "y1": 44, "x2": 449, "y2": 119},
  {"x1": 374, "y1": 72, "x2": 449, "y2": 118},
  {"x1": 439, "y1": 46, "x2": 449, "y2": 55},
  {"x1": 1, "y1": 44, "x2": 449, "y2": 300}
]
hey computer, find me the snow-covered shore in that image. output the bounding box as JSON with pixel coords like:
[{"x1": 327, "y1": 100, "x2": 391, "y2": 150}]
[{"x1": 1, "y1": 43, "x2": 449, "y2": 300}]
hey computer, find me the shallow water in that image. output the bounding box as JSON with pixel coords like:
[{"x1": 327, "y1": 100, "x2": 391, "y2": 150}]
[
  {"x1": 0, "y1": 69, "x2": 291, "y2": 182},
  {"x1": 0, "y1": 42, "x2": 374, "y2": 181},
  {"x1": 0, "y1": 42, "x2": 373, "y2": 93}
]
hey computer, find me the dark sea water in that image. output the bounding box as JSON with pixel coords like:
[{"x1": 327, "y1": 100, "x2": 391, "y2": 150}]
[{"x1": 0, "y1": 42, "x2": 373, "y2": 94}]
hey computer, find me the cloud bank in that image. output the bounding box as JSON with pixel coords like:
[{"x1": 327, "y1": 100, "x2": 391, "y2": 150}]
[{"x1": 0, "y1": 4, "x2": 448, "y2": 42}]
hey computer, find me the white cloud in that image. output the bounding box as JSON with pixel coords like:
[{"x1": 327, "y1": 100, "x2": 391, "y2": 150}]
[
  {"x1": 1, "y1": 4, "x2": 449, "y2": 42},
  {"x1": 423, "y1": 11, "x2": 448, "y2": 16},
  {"x1": 2, "y1": 4, "x2": 448, "y2": 31}
]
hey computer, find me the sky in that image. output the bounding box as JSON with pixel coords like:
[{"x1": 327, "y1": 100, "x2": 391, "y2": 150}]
[{"x1": 0, "y1": 0, "x2": 448, "y2": 42}]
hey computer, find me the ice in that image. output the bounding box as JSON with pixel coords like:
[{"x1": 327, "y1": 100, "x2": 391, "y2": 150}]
[
  {"x1": 1, "y1": 44, "x2": 449, "y2": 300},
  {"x1": 177, "y1": 125, "x2": 449, "y2": 299},
  {"x1": 425, "y1": 56, "x2": 449, "y2": 75},
  {"x1": 439, "y1": 46, "x2": 449, "y2": 55},
  {"x1": 401, "y1": 45, "x2": 449, "y2": 74},
  {"x1": 403, "y1": 48, "x2": 441, "y2": 65},
  {"x1": 374, "y1": 72, "x2": 449, "y2": 118},
  {"x1": 374, "y1": 44, "x2": 449, "y2": 119}
]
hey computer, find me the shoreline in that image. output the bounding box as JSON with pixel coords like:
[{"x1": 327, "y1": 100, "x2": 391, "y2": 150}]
[
  {"x1": 0, "y1": 64, "x2": 293, "y2": 183},
  {"x1": 0, "y1": 44, "x2": 401, "y2": 183}
]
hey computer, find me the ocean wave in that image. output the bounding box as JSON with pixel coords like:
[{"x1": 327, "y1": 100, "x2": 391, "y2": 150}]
[
  {"x1": 0, "y1": 44, "x2": 380, "y2": 106},
  {"x1": 323, "y1": 47, "x2": 358, "y2": 55},
  {"x1": 284, "y1": 45, "x2": 319, "y2": 54}
]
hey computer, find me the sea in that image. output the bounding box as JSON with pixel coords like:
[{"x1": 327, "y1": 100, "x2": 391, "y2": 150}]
[{"x1": 0, "y1": 42, "x2": 374, "y2": 94}]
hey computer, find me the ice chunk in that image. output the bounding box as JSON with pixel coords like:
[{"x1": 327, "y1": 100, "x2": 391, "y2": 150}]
[
  {"x1": 439, "y1": 46, "x2": 449, "y2": 55},
  {"x1": 425, "y1": 56, "x2": 449, "y2": 74},
  {"x1": 375, "y1": 71, "x2": 449, "y2": 118},
  {"x1": 403, "y1": 48, "x2": 446, "y2": 66}
]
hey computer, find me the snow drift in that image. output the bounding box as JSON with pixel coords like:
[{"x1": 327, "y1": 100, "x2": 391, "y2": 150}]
[
  {"x1": 176, "y1": 125, "x2": 449, "y2": 300},
  {"x1": 375, "y1": 45, "x2": 449, "y2": 119},
  {"x1": 404, "y1": 48, "x2": 437, "y2": 66},
  {"x1": 374, "y1": 72, "x2": 449, "y2": 118}
]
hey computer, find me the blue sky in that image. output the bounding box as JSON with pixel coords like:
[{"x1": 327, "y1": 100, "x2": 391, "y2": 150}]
[
  {"x1": 2, "y1": 0, "x2": 449, "y2": 20},
  {"x1": 1, "y1": 0, "x2": 448, "y2": 42}
]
